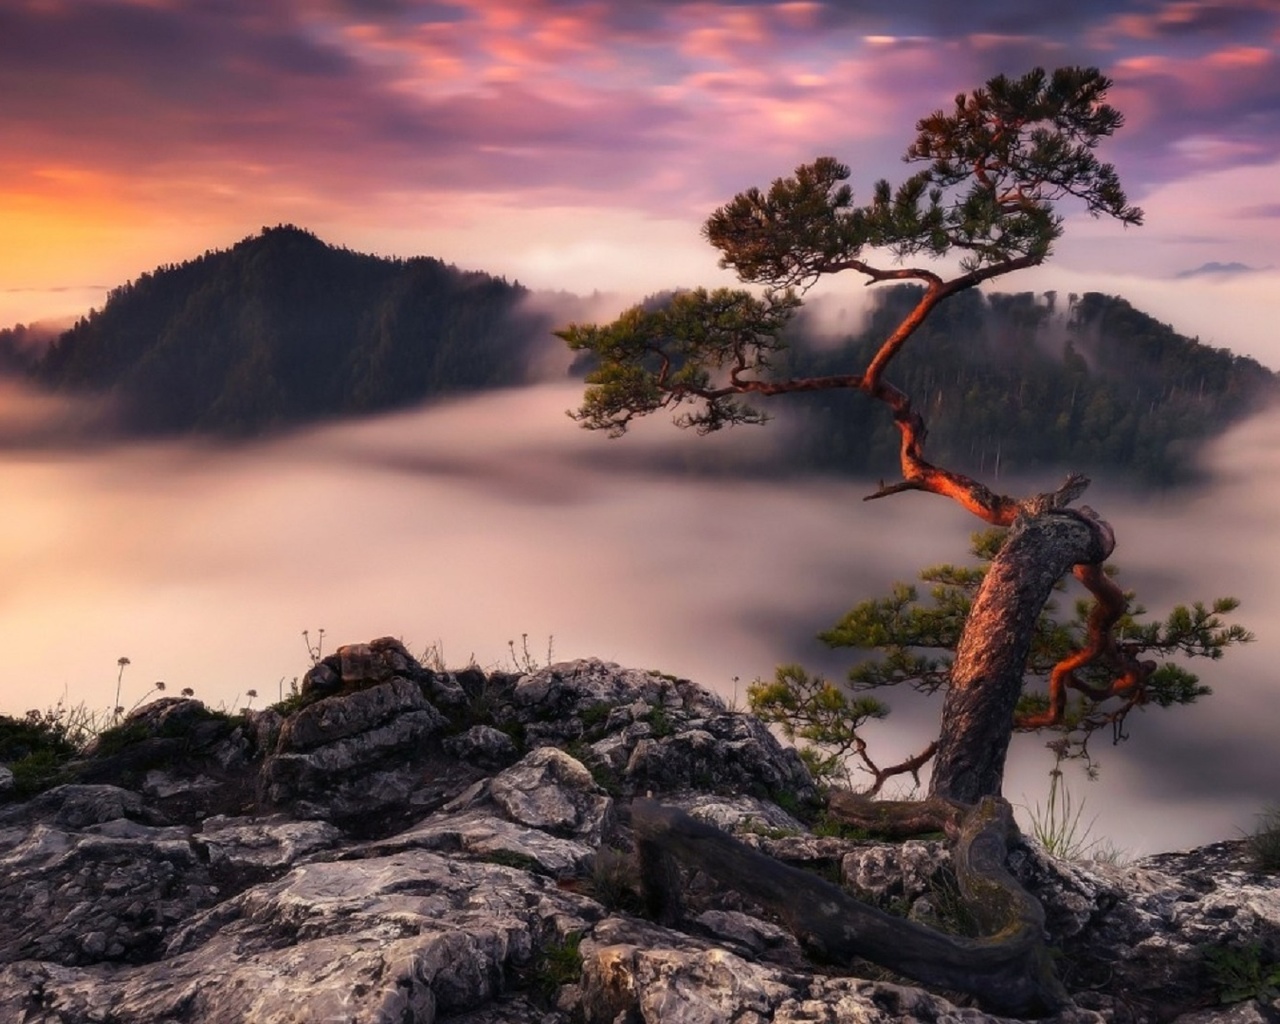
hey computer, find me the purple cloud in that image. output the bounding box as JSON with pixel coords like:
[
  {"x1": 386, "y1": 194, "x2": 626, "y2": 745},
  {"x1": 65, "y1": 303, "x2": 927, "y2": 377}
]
[
  {"x1": 1, "y1": 0, "x2": 1276, "y2": 230},
  {"x1": 1237, "y1": 202, "x2": 1280, "y2": 219}
]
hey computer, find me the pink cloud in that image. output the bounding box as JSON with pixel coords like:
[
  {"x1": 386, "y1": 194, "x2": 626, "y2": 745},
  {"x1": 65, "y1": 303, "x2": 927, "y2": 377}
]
[
  {"x1": 1107, "y1": 40, "x2": 1280, "y2": 180},
  {"x1": 1097, "y1": 0, "x2": 1273, "y2": 42},
  {"x1": 775, "y1": 2, "x2": 823, "y2": 31},
  {"x1": 1116, "y1": 42, "x2": 1277, "y2": 109},
  {"x1": 1, "y1": 0, "x2": 1277, "y2": 297},
  {"x1": 1208, "y1": 44, "x2": 1272, "y2": 67},
  {"x1": 673, "y1": 5, "x2": 772, "y2": 63}
]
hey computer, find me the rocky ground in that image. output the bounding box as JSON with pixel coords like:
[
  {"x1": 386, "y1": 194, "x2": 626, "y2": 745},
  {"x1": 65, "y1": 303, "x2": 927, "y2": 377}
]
[{"x1": 0, "y1": 638, "x2": 1277, "y2": 1023}]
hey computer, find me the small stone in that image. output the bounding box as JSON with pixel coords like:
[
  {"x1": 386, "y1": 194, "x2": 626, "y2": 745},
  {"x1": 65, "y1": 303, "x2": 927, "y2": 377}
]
[
  {"x1": 443, "y1": 725, "x2": 519, "y2": 770},
  {"x1": 300, "y1": 662, "x2": 341, "y2": 697},
  {"x1": 80, "y1": 931, "x2": 107, "y2": 957}
]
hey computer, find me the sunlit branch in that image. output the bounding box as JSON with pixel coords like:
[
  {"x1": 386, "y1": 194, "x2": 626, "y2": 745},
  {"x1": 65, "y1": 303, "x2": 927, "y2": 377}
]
[
  {"x1": 860, "y1": 253, "x2": 1045, "y2": 389},
  {"x1": 1016, "y1": 561, "x2": 1154, "y2": 730}
]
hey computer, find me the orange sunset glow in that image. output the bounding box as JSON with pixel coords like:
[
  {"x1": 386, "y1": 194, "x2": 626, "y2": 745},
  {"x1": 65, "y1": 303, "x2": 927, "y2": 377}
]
[{"x1": 1, "y1": 0, "x2": 1277, "y2": 360}]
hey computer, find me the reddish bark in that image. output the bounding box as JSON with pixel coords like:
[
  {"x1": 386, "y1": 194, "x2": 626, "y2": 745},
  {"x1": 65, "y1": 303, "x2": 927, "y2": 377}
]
[
  {"x1": 928, "y1": 511, "x2": 1113, "y2": 802},
  {"x1": 1015, "y1": 561, "x2": 1155, "y2": 730}
]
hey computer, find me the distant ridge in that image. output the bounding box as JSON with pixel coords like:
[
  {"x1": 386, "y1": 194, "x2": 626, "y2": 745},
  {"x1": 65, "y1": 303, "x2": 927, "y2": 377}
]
[
  {"x1": 17, "y1": 226, "x2": 546, "y2": 435},
  {"x1": 771, "y1": 286, "x2": 1278, "y2": 484},
  {"x1": 0, "y1": 228, "x2": 1274, "y2": 484},
  {"x1": 1175, "y1": 261, "x2": 1267, "y2": 278}
]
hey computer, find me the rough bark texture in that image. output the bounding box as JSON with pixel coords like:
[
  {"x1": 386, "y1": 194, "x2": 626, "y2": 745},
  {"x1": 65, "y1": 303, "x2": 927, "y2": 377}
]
[
  {"x1": 929, "y1": 511, "x2": 1114, "y2": 803},
  {"x1": 825, "y1": 790, "x2": 963, "y2": 838},
  {"x1": 632, "y1": 798, "x2": 1070, "y2": 1018}
]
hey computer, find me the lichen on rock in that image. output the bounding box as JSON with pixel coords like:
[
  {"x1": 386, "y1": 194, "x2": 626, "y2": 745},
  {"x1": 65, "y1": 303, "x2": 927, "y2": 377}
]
[{"x1": 0, "y1": 646, "x2": 1276, "y2": 1023}]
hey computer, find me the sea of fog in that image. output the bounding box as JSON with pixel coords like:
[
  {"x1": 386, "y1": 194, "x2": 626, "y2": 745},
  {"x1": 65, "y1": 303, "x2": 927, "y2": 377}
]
[{"x1": 2, "y1": 381, "x2": 1278, "y2": 857}]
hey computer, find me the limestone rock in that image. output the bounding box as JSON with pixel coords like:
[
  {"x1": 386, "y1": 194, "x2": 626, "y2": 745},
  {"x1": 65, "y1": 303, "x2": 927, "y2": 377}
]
[
  {"x1": 275, "y1": 674, "x2": 437, "y2": 753},
  {"x1": 0, "y1": 649, "x2": 1276, "y2": 1023},
  {"x1": 489, "y1": 746, "x2": 613, "y2": 843},
  {"x1": 0, "y1": 783, "x2": 150, "y2": 830},
  {"x1": 445, "y1": 723, "x2": 521, "y2": 770},
  {"x1": 841, "y1": 838, "x2": 952, "y2": 905},
  {"x1": 299, "y1": 659, "x2": 340, "y2": 697},
  {"x1": 0, "y1": 812, "x2": 212, "y2": 967},
  {"x1": 511, "y1": 659, "x2": 819, "y2": 809},
  {"x1": 262, "y1": 676, "x2": 452, "y2": 822},
  {"x1": 195, "y1": 813, "x2": 344, "y2": 871}
]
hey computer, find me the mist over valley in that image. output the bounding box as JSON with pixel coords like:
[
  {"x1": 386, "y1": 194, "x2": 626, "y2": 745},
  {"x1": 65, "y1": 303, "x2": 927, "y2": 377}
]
[
  {"x1": 2, "y1": 369, "x2": 1277, "y2": 856},
  {"x1": 2, "y1": 229, "x2": 1279, "y2": 857}
]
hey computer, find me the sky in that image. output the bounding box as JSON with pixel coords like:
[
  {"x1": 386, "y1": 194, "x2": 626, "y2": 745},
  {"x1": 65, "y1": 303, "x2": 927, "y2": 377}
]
[{"x1": 2, "y1": 0, "x2": 1280, "y2": 362}]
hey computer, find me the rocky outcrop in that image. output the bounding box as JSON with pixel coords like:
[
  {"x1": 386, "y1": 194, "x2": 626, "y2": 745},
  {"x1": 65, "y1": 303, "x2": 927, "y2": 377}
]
[{"x1": 0, "y1": 641, "x2": 1276, "y2": 1023}]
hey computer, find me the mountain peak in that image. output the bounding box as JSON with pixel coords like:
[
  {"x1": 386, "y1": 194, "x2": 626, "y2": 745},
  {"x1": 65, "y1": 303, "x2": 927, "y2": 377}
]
[
  {"x1": 1175, "y1": 260, "x2": 1266, "y2": 279},
  {"x1": 29, "y1": 229, "x2": 539, "y2": 436}
]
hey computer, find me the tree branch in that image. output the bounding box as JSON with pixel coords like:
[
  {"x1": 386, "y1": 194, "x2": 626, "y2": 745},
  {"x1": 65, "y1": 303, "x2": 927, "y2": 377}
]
[
  {"x1": 862, "y1": 378, "x2": 1025, "y2": 525},
  {"x1": 1016, "y1": 555, "x2": 1154, "y2": 730}
]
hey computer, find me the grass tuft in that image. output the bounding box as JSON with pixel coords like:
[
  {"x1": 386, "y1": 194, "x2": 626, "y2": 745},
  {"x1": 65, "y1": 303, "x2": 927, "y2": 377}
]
[
  {"x1": 1246, "y1": 805, "x2": 1280, "y2": 874},
  {"x1": 1202, "y1": 942, "x2": 1280, "y2": 1004}
]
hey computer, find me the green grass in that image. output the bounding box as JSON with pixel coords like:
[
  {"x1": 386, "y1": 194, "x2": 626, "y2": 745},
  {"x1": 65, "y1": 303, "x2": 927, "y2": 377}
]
[
  {"x1": 268, "y1": 678, "x2": 323, "y2": 718},
  {"x1": 738, "y1": 817, "x2": 802, "y2": 840},
  {"x1": 1202, "y1": 942, "x2": 1280, "y2": 1004},
  {"x1": 481, "y1": 849, "x2": 545, "y2": 873},
  {"x1": 578, "y1": 703, "x2": 613, "y2": 734},
  {"x1": 644, "y1": 704, "x2": 675, "y2": 738},
  {"x1": 1021, "y1": 760, "x2": 1106, "y2": 862},
  {"x1": 523, "y1": 932, "x2": 584, "y2": 1004},
  {"x1": 563, "y1": 741, "x2": 622, "y2": 797},
  {"x1": 0, "y1": 708, "x2": 83, "y2": 798},
  {"x1": 1246, "y1": 806, "x2": 1280, "y2": 873},
  {"x1": 1, "y1": 668, "x2": 240, "y2": 798},
  {"x1": 811, "y1": 817, "x2": 872, "y2": 841}
]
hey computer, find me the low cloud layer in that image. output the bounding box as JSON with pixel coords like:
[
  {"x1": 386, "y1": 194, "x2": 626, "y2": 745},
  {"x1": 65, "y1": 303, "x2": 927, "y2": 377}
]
[{"x1": 2, "y1": 380, "x2": 1276, "y2": 854}]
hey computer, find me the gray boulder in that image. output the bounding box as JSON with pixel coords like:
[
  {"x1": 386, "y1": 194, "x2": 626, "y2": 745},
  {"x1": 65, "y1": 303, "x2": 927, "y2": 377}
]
[
  {"x1": 510, "y1": 659, "x2": 819, "y2": 809},
  {"x1": 0, "y1": 649, "x2": 1276, "y2": 1023}
]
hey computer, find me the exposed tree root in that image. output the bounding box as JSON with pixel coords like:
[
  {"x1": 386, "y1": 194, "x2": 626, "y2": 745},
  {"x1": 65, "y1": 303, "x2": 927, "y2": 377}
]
[
  {"x1": 825, "y1": 789, "x2": 963, "y2": 838},
  {"x1": 631, "y1": 796, "x2": 1069, "y2": 1019}
]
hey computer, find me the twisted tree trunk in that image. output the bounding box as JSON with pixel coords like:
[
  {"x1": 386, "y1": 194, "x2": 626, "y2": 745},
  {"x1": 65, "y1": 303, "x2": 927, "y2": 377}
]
[{"x1": 929, "y1": 509, "x2": 1114, "y2": 803}]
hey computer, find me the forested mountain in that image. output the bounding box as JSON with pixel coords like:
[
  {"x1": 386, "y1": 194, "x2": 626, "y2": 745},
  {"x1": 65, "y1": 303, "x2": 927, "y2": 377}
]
[
  {"x1": 774, "y1": 287, "x2": 1276, "y2": 484},
  {"x1": 0, "y1": 321, "x2": 61, "y2": 375},
  {"x1": 27, "y1": 226, "x2": 544, "y2": 435},
  {"x1": 6, "y1": 228, "x2": 1273, "y2": 483}
]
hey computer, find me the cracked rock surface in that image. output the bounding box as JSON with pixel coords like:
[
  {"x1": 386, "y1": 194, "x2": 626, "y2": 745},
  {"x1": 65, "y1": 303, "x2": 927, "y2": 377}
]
[{"x1": 1, "y1": 641, "x2": 1277, "y2": 1023}]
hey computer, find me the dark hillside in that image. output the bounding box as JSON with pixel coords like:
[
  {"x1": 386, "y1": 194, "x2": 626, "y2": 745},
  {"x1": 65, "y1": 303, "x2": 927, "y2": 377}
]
[
  {"x1": 776, "y1": 287, "x2": 1276, "y2": 484},
  {"x1": 33, "y1": 226, "x2": 545, "y2": 435},
  {"x1": 13, "y1": 231, "x2": 1275, "y2": 483}
]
